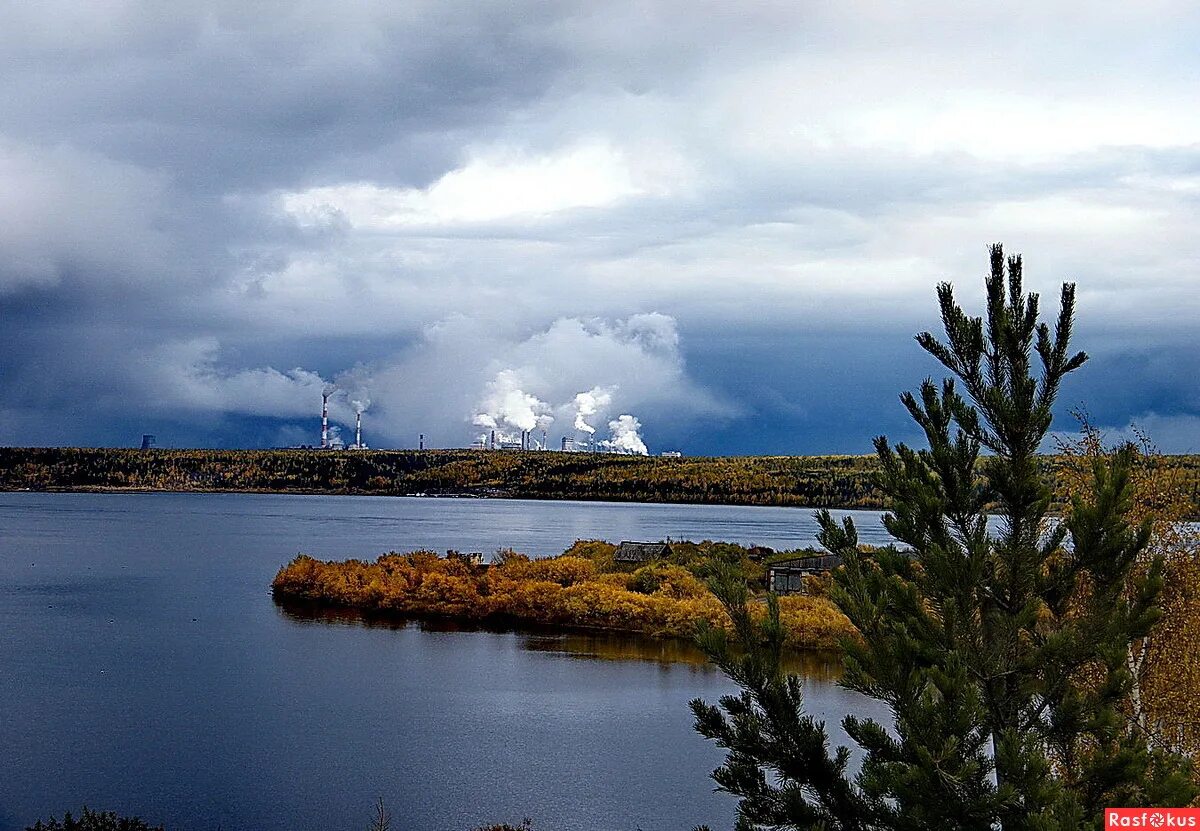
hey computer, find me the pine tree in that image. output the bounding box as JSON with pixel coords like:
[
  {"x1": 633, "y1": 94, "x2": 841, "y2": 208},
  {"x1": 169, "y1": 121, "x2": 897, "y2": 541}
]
[{"x1": 691, "y1": 245, "x2": 1196, "y2": 830}]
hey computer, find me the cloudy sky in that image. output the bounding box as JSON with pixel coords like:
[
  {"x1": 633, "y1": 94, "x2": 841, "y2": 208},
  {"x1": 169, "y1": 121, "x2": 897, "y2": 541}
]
[{"x1": 2, "y1": 1, "x2": 1198, "y2": 455}]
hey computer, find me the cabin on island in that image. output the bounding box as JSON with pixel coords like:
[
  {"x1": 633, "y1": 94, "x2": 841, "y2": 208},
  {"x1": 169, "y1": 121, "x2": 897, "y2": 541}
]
[
  {"x1": 768, "y1": 554, "x2": 844, "y2": 595},
  {"x1": 614, "y1": 541, "x2": 672, "y2": 564}
]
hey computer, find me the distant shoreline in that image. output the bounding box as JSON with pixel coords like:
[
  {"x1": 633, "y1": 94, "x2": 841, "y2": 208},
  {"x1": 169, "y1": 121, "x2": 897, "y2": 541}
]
[
  {"x1": 4, "y1": 446, "x2": 1200, "y2": 518},
  {"x1": 0, "y1": 446, "x2": 891, "y2": 511},
  {"x1": 0, "y1": 483, "x2": 835, "y2": 509}
]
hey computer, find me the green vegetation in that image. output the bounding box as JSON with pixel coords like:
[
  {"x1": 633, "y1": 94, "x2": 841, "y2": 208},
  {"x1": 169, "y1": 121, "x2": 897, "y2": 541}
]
[
  {"x1": 0, "y1": 446, "x2": 885, "y2": 508},
  {"x1": 690, "y1": 246, "x2": 1197, "y2": 829},
  {"x1": 272, "y1": 539, "x2": 856, "y2": 652}
]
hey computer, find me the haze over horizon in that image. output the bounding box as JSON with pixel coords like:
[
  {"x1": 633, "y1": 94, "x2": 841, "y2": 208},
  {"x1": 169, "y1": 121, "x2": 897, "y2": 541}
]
[{"x1": 2, "y1": 2, "x2": 1198, "y2": 455}]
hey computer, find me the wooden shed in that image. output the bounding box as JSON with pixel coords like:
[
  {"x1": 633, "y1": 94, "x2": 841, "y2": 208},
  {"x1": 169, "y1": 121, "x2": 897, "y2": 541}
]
[
  {"x1": 614, "y1": 541, "x2": 672, "y2": 564},
  {"x1": 768, "y1": 554, "x2": 844, "y2": 595}
]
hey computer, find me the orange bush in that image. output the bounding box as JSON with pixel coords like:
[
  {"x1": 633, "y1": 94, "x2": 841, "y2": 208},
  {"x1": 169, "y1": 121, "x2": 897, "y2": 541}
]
[{"x1": 271, "y1": 545, "x2": 857, "y2": 651}]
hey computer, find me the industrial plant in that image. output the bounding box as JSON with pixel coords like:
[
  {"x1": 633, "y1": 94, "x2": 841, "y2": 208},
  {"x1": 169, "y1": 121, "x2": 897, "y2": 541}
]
[
  {"x1": 307, "y1": 389, "x2": 369, "y2": 450},
  {"x1": 306, "y1": 386, "x2": 682, "y2": 456}
]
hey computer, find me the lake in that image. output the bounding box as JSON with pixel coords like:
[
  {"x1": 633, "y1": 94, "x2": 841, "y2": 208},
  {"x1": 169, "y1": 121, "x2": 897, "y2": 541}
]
[{"x1": 0, "y1": 492, "x2": 890, "y2": 831}]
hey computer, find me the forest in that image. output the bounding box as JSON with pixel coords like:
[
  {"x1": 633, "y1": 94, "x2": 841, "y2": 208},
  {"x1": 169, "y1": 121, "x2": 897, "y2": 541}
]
[
  {"x1": 271, "y1": 539, "x2": 856, "y2": 652},
  {"x1": 5, "y1": 446, "x2": 1200, "y2": 516}
]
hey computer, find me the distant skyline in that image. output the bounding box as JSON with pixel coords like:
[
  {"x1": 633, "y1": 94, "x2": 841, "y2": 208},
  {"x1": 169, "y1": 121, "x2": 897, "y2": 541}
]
[{"x1": 1, "y1": 2, "x2": 1198, "y2": 455}]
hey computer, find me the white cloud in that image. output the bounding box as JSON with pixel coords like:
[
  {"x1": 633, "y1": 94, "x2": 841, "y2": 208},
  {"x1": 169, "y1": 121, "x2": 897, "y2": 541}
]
[
  {"x1": 0, "y1": 139, "x2": 172, "y2": 294},
  {"x1": 277, "y1": 141, "x2": 684, "y2": 230},
  {"x1": 141, "y1": 338, "x2": 329, "y2": 419},
  {"x1": 473, "y1": 369, "x2": 553, "y2": 434},
  {"x1": 5, "y1": 1, "x2": 1200, "y2": 451}
]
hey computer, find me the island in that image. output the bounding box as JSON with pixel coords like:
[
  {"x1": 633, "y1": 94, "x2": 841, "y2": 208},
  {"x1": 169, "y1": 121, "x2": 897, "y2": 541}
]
[{"x1": 271, "y1": 539, "x2": 858, "y2": 652}]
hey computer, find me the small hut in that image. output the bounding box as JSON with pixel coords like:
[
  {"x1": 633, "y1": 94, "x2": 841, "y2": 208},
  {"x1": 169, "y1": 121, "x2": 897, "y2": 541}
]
[
  {"x1": 767, "y1": 554, "x2": 844, "y2": 595},
  {"x1": 614, "y1": 541, "x2": 672, "y2": 564}
]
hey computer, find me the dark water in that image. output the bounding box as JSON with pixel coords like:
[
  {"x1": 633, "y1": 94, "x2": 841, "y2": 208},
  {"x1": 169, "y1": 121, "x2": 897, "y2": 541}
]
[{"x1": 0, "y1": 493, "x2": 887, "y2": 831}]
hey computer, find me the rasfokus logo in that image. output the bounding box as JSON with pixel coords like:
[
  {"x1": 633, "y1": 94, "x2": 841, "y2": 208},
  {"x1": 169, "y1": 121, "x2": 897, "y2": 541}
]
[{"x1": 1107, "y1": 809, "x2": 1200, "y2": 827}]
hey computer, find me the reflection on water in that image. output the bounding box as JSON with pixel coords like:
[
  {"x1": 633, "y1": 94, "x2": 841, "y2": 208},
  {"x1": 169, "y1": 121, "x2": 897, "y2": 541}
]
[
  {"x1": 527, "y1": 632, "x2": 846, "y2": 682},
  {"x1": 276, "y1": 598, "x2": 845, "y2": 681}
]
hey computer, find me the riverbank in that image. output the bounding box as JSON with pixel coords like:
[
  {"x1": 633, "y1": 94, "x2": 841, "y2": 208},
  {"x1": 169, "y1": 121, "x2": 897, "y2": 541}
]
[
  {"x1": 0, "y1": 447, "x2": 887, "y2": 509},
  {"x1": 7, "y1": 446, "x2": 1200, "y2": 517},
  {"x1": 271, "y1": 540, "x2": 857, "y2": 652}
]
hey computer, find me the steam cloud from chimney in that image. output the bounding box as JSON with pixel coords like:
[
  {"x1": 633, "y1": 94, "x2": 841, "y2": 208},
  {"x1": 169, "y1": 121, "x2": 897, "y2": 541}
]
[
  {"x1": 572, "y1": 386, "x2": 613, "y2": 434},
  {"x1": 472, "y1": 369, "x2": 553, "y2": 440},
  {"x1": 471, "y1": 371, "x2": 656, "y2": 453},
  {"x1": 600, "y1": 414, "x2": 649, "y2": 455}
]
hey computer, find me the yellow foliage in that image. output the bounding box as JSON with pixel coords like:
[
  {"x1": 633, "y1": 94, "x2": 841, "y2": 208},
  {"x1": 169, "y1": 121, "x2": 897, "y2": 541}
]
[
  {"x1": 272, "y1": 546, "x2": 857, "y2": 652},
  {"x1": 1057, "y1": 416, "x2": 1200, "y2": 761},
  {"x1": 562, "y1": 539, "x2": 618, "y2": 567},
  {"x1": 497, "y1": 555, "x2": 598, "y2": 586},
  {"x1": 777, "y1": 596, "x2": 856, "y2": 651}
]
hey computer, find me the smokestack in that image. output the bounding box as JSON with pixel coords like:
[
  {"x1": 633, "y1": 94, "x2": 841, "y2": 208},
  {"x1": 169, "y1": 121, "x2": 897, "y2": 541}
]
[
  {"x1": 490, "y1": 429, "x2": 496, "y2": 450},
  {"x1": 521, "y1": 430, "x2": 527, "y2": 451},
  {"x1": 321, "y1": 392, "x2": 329, "y2": 449},
  {"x1": 541, "y1": 429, "x2": 547, "y2": 451},
  {"x1": 355, "y1": 411, "x2": 361, "y2": 449},
  {"x1": 419, "y1": 433, "x2": 425, "y2": 451}
]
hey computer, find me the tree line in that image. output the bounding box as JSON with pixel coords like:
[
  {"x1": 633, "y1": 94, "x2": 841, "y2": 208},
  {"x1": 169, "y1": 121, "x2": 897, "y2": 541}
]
[{"x1": 4, "y1": 445, "x2": 1200, "y2": 518}]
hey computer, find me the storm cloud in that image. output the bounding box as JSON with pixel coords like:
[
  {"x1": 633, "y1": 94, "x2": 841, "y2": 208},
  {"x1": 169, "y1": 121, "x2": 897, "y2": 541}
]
[{"x1": 2, "y1": 1, "x2": 1199, "y2": 453}]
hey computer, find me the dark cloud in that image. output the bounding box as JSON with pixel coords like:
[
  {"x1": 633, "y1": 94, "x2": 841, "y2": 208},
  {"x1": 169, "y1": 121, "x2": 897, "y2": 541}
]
[{"x1": 2, "y1": 1, "x2": 1199, "y2": 452}]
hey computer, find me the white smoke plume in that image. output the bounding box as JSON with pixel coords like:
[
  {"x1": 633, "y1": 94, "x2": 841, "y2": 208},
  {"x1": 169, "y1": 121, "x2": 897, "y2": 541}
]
[
  {"x1": 351, "y1": 397, "x2": 371, "y2": 414},
  {"x1": 325, "y1": 424, "x2": 344, "y2": 449},
  {"x1": 600, "y1": 414, "x2": 648, "y2": 455},
  {"x1": 152, "y1": 313, "x2": 729, "y2": 450},
  {"x1": 472, "y1": 369, "x2": 553, "y2": 433},
  {"x1": 572, "y1": 386, "x2": 613, "y2": 434}
]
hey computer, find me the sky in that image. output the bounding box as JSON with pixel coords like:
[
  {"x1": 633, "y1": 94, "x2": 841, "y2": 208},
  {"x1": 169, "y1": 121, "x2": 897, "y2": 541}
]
[{"x1": 1, "y1": 1, "x2": 1199, "y2": 455}]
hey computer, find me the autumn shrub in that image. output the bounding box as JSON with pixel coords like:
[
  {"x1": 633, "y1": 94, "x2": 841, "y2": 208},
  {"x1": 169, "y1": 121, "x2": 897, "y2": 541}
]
[
  {"x1": 498, "y1": 555, "x2": 597, "y2": 586},
  {"x1": 561, "y1": 539, "x2": 617, "y2": 567},
  {"x1": 628, "y1": 563, "x2": 708, "y2": 599},
  {"x1": 776, "y1": 595, "x2": 854, "y2": 651},
  {"x1": 629, "y1": 563, "x2": 667, "y2": 594},
  {"x1": 1057, "y1": 416, "x2": 1200, "y2": 763},
  {"x1": 800, "y1": 572, "x2": 833, "y2": 597}
]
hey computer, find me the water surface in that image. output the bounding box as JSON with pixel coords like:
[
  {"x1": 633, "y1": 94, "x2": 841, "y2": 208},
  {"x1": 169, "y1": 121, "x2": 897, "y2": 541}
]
[{"x1": 0, "y1": 493, "x2": 887, "y2": 831}]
